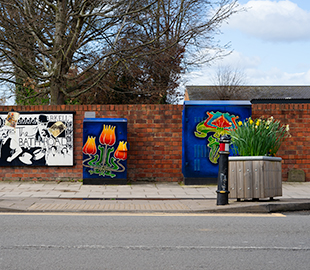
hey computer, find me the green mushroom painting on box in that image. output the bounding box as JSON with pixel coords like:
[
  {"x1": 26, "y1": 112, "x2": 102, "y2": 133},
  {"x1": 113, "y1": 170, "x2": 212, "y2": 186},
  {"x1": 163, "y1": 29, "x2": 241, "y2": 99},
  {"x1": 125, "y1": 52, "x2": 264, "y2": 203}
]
[{"x1": 228, "y1": 116, "x2": 291, "y2": 201}]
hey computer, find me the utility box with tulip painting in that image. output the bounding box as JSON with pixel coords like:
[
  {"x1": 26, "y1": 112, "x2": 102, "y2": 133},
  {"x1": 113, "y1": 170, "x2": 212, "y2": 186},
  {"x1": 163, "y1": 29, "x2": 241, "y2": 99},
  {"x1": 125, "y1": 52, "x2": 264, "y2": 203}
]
[{"x1": 83, "y1": 118, "x2": 128, "y2": 185}]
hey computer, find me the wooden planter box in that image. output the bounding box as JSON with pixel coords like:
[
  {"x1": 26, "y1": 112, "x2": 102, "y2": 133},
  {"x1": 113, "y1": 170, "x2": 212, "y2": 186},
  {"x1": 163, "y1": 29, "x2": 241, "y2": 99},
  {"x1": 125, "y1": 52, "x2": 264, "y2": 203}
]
[{"x1": 228, "y1": 156, "x2": 282, "y2": 200}]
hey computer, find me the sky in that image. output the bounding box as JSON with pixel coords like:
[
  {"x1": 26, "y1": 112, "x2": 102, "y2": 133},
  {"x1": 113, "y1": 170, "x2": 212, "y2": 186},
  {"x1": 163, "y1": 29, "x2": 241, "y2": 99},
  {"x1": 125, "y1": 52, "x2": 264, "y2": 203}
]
[{"x1": 184, "y1": 0, "x2": 310, "y2": 88}]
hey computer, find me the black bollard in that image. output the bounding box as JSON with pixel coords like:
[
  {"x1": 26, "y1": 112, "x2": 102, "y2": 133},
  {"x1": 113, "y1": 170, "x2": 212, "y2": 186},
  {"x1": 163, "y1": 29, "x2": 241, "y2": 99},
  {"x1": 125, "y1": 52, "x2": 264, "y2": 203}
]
[{"x1": 216, "y1": 135, "x2": 231, "y2": 205}]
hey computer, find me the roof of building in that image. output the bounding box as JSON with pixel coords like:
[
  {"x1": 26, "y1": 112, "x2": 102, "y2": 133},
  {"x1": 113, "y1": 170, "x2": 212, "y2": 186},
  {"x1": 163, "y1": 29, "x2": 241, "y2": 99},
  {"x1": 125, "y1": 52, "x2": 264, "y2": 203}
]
[{"x1": 185, "y1": 85, "x2": 310, "y2": 103}]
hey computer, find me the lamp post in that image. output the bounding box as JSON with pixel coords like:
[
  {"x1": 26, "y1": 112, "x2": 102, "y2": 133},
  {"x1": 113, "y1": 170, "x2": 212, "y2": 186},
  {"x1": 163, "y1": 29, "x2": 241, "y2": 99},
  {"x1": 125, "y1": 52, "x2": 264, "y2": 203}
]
[{"x1": 216, "y1": 135, "x2": 231, "y2": 205}]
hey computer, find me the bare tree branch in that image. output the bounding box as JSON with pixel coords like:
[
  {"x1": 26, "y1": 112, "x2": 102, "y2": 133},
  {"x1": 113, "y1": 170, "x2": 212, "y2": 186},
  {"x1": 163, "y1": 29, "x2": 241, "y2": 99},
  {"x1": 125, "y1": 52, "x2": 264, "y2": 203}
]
[
  {"x1": 0, "y1": 0, "x2": 242, "y2": 105},
  {"x1": 212, "y1": 65, "x2": 249, "y2": 100}
]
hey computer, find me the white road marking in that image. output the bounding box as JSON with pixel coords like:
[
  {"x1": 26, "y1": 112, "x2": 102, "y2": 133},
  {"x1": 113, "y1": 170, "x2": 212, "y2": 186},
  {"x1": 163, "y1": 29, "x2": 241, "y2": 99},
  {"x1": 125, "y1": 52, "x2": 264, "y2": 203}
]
[
  {"x1": 0, "y1": 212, "x2": 286, "y2": 217},
  {"x1": 1, "y1": 245, "x2": 308, "y2": 251}
]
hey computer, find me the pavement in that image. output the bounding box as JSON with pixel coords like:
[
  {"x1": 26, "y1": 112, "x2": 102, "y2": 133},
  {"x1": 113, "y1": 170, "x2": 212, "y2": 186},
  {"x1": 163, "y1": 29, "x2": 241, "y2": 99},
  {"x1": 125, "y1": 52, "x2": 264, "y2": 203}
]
[{"x1": 1, "y1": 181, "x2": 310, "y2": 214}]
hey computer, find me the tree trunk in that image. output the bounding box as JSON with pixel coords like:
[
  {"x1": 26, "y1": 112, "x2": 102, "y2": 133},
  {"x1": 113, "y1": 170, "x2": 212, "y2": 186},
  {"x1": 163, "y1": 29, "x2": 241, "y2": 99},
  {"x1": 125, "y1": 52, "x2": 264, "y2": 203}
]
[{"x1": 50, "y1": 79, "x2": 65, "y2": 105}]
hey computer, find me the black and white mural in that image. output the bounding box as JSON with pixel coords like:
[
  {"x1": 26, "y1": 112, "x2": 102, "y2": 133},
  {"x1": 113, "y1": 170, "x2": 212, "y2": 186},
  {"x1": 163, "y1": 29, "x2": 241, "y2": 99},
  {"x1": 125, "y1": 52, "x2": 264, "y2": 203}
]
[{"x1": 0, "y1": 112, "x2": 74, "y2": 166}]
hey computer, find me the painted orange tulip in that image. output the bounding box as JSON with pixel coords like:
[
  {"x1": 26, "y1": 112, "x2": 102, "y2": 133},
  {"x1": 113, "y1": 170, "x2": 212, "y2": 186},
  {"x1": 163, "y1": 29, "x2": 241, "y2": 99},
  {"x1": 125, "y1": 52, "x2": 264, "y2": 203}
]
[
  {"x1": 99, "y1": 125, "x2": 116, "y2": 146},
  {"x1": 82, "y1": 136, "x2": 97, "y2": 155},
  {"x1": 114, "y1": 141, "x2": 127, "y2": 160}
]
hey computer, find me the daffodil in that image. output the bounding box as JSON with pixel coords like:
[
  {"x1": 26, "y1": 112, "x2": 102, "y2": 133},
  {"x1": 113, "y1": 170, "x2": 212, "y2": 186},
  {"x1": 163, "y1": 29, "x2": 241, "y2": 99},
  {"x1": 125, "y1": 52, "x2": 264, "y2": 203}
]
[
  {"x1": 286, "y1": 124, "x2": 289, "y2": 132},
  {"x1": 238, "y1": 121, "x2": 242, "y2": 126},
  {"x1": 266, "y1": 116, "x2": 274, "y2": 125}
]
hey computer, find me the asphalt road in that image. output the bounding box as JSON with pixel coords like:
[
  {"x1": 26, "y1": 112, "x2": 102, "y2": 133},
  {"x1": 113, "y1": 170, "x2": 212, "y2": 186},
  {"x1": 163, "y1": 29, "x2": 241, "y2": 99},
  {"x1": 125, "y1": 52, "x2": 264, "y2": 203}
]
[{"x1": 1, "y1": 213, "x2": 310, "y2": 270}]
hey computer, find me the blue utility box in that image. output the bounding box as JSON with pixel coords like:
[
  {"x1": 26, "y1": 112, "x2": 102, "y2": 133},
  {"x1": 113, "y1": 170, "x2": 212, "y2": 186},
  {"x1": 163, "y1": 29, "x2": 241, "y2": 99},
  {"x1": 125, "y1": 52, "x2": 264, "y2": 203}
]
[
  {"x1": 83, "y1": 118, "x2": 128, "y2": 185},
  {"x1": 182, "y1": 101, "x2": 251, "y2": 185}
]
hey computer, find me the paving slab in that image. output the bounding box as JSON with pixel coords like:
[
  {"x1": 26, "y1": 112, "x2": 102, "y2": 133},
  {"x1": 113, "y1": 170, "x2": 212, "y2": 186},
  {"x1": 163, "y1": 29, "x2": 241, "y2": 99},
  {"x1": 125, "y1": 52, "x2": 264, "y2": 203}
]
[{"x1": 0, "y1": 182, "x2": 310, "y2": 213}]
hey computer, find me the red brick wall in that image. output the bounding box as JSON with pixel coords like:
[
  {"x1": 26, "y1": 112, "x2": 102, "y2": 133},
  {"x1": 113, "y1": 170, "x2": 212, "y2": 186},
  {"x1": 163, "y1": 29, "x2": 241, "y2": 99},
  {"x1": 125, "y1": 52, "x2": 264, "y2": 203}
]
[
  {"x1": 0, "y1": 105, "x2": 183, "y2": 182},
  {"x1": 252, "y1": 103, "x2": 309, "y2": 182},
  {"x1": 0, "y1": 103, "x2": 308, "y2": 182}
]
